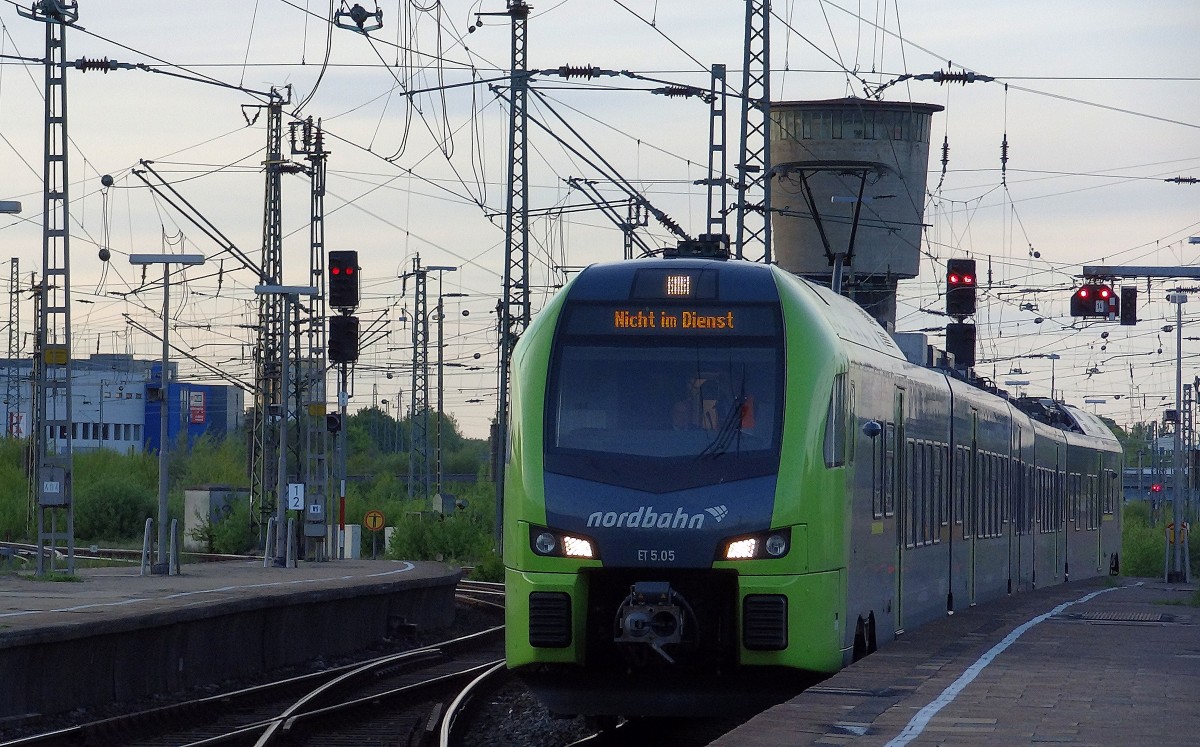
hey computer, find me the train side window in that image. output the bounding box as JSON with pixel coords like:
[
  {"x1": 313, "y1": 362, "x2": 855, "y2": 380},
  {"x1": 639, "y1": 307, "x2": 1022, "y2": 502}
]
[
  {"x1": 878, "y1": 427, "x2": 888, "y2": 521},
  {"x1": 906, "y1": 439, "x2": 917, "y2": 548},
  {"x1": 883, "y1": 423, "x2": 896, "y2": 518},
  {"x1": 928, "y1": 442, "x2": 936, "y2": 544},
  {"x1": 1103, "y1": 468, "x2": 1116, "y2": 516},
  {"x1": 954, "y1": 445, "x2": 967, "y2": 528},
  {"x1": 847, "y1": 382, "x2": 856, "y2": 464},
  {"x1": 916, "y1": 440, "x2": 925, "y2": 546},
  {"x1": 937, "y1": 443, "x2": 948, "y2": 531},
  {"x1": 823, "y1": 372, "x2": 848, "y2": 467},
  {"x1": 1027, "y1": 465, "x2": 1036, "y2": 534}
]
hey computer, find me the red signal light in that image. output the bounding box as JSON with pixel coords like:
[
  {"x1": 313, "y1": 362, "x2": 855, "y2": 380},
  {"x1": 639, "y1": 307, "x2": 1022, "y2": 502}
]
[
  {"x1": 1098, "y1": 287, "x2": 1111, "y2": 299},
  {"x1": 948, "y1": 273, "x2": 961, "y2": 285},
  {"x1": 331, "y1": 266, "x2": 342, "y2": 275},
  {"x1": 1152, "y1": 483, "x2": 1163, "y2": 493},
  {"x1": 1078, "y1": 287, "x2": 1090, "y2": 299}
]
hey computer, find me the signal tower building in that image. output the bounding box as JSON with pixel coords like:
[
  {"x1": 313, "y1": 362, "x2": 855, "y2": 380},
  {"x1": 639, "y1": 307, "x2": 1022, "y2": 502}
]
[{"x1": 769, "y1": 98, "x2": 942, "y2": 330}]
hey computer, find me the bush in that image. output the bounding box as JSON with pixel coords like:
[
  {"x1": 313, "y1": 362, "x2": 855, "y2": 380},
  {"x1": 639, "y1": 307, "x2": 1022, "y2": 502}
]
[
  {"x1": 1120, "y1": 501, "x2": 1200, "y2": 578},
  {"x1": 193, "y1": 498, "x2": 258, "y2": 555},
  {"x1": 72, "y1": 450, "x2": 158, "y2": 542},
  {"x1": 0, "y1": 443, "x2": 29, "y2": 541},
  {"x1": 385, "y1": 481, "x2": 497, "y2": 567}
]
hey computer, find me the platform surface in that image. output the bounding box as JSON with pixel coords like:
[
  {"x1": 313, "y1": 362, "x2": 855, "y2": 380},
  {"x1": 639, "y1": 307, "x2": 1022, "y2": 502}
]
[
  {"x1": 711, "y1": 577, "x2": 1200, "y2": 746},
  {"x1": 0, "y1": 557, "x2": 458, "y2": 643}
]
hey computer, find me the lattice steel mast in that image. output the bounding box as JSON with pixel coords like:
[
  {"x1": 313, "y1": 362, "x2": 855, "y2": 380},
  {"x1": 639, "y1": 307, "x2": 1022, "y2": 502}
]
[
  {"x1": 290, "y1": 118, "x2": 330, "y2": 558},
  {"x1": 490, "y1": 0, "x2": 530, "y2": 547},
  {"x1": 249, "y1": 89, "x2": 291, "y2": 547},
  {"x1": 19, "y1": 0, "x2": 79, "y2": 574},
  {"x1": 735, "y1": 0, "x2": 772, "y2": 262},
  {"x1": 401, "y1": 257, "x2": 431, "y2": 502},
  {"x1": 705, "y1": 64, "x2": 729, "y2": 242},
  {"x1": 5, "y1": 258, "x2": 19, "y2": 438}
]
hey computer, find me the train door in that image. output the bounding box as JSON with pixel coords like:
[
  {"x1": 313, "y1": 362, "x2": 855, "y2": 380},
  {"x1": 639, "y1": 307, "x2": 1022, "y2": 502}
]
[
  {"x1": 968, "y1": 410, "x2": 979, "y2": 606},
  {"x1": 894, "y1": 387, "x2": 906, "y2": 636}
]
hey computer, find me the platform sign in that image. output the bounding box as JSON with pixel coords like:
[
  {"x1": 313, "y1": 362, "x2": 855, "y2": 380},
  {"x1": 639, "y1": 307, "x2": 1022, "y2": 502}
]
[
  {"x1": 364, "y1": 509, "x2": 385, "y2": 532},
  {"x1": 288, "y1": 483, "x2": 305, "y2": 511}
]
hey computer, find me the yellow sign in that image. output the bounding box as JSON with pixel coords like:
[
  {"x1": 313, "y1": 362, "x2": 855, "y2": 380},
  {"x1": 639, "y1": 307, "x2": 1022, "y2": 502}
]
[
  {"x1": 364, "y1": 509, "x2": 386, "y2": 532},
  {"x1": 42, "y1": 345, "x2": 68, "y2": 366}
]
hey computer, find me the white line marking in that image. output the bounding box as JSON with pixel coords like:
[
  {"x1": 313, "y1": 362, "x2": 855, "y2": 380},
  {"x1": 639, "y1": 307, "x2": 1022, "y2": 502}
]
[{"x1": 883, "y1": 583, "x2": 1130, "y2": 747}]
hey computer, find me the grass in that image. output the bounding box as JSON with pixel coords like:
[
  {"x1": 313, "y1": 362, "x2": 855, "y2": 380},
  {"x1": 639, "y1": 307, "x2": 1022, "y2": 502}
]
[{"x1": 1157, "y1": 587, "x2": 1200, "y2": 607}]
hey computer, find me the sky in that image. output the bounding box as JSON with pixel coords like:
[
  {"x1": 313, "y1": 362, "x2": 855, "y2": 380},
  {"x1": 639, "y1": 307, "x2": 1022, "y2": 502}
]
[{"x1": 0, "y1": 0, "x2": 1198, "y2": 439}]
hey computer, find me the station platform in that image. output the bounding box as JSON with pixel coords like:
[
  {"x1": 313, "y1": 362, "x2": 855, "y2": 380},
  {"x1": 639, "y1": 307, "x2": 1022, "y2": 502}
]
[
  {"x1": 0, "y1": 557, "x2": 462, "y2": 723},
  {"x1": 711, "y1": 577, "x2": 1199, "y2": 746}
]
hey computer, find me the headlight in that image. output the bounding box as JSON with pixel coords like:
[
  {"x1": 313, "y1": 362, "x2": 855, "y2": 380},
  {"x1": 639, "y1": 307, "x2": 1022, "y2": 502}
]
[
  {"x1": 725, "y1": 537, "x2": 758, "y2": 559},
  {"x1": 534, "y1": 532, "x2": 557, "y2": 554},
  {"x1": 719, "y1": 528, "x2": 790, "y2": 560},
  {"x1": 529, "y1": 525, "x2": 598, "y2": 559},
  {"x1": 561, "y1": 535, "x2": 594, "y2": 558}
]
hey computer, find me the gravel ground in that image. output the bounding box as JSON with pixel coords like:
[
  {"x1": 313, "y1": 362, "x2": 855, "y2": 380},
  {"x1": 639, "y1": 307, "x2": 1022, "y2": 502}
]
[{"x1": 460, "y1": 681, "x2": 594, "y2": 747}]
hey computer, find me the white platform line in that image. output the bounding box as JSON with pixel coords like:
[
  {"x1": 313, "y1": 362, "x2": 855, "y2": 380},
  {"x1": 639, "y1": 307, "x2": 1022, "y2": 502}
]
[{"x1": 883, "y1": 583, "x2": 1130, "y2": 747}]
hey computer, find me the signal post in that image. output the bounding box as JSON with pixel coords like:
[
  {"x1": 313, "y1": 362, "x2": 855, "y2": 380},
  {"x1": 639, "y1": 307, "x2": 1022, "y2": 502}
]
[
  {"x1": 1079, "y1": 265, "x2": 1198, "y2": 582},
  {"x1": 327, "y1": 250, "x2": 360, "y2": 559}
]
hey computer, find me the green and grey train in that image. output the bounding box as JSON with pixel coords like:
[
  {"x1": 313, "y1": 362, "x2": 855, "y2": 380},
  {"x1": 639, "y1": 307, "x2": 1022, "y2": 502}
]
[{"x1": 503, "y1": 256, "x2": 1122, "y2": 717}]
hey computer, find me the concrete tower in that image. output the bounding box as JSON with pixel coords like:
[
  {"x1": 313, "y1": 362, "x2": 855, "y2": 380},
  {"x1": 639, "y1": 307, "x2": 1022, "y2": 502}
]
[{"x1": 769, "y1": 98, "x2": 942, "y2": 329}]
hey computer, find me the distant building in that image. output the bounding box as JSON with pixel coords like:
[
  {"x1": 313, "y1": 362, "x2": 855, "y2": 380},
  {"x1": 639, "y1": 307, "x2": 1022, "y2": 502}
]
[{"x1": 1, "y1": 353, "x2": 244, "y2": 452}]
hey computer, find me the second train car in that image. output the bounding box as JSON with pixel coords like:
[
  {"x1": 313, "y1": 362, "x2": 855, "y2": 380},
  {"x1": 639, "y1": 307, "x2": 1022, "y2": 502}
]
[{"x1": 503, "y1": 254, "x2": 1122, "y2": 716}]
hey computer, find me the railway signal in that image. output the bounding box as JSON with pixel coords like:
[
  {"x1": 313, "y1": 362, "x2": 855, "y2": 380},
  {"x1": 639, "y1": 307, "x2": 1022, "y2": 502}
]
[
  {"x1": 329, "y1": 251, "x2": 360, "y2": 309},
  {"x1": 329, "y1": 314, "x2": 360, "y2": 363},
  {"x1": 946, "y1": 258, "x2": 976, "y2": 316},
  {"x1": 325, "y1": 413, "x2": 342, "y2": 433},
  {"x1": 946, "y1": 322, "x2": 976, "y2": 367},
  {"x1": 1069, "y1": 284, "x2": 1119, "y2": 318},
  {"x1": 1120, "y1": 286, "x2": 1138, "y2": 325}
]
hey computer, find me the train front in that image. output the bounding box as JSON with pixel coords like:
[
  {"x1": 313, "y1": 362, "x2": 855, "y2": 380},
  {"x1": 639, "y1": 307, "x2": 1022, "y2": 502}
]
[{"x1": 504, "y1": 257, "x2": 824, "y2": 717}]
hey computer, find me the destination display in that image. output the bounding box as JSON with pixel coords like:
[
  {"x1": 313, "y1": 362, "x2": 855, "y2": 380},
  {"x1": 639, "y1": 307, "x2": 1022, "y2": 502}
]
[{"x1": 563, "y1": 303, "x2": 779, "y2": 336}]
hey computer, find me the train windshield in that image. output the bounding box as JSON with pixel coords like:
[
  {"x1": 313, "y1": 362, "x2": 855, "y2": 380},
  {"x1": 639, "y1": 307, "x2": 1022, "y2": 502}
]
[{"x1": 544, "y1": 302, "x2": 783, "y2": 490}]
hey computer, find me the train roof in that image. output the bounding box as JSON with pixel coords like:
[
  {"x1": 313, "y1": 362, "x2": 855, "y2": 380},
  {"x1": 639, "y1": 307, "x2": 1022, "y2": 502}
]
[{"x1": 790, "y1": 276, "x2": 909, "y2": 361}]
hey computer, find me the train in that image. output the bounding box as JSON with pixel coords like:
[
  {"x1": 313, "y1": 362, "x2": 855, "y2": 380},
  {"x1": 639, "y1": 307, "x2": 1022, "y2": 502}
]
[{"x1": 502, "y1": 253, "x2": 1122, "y2": 717}]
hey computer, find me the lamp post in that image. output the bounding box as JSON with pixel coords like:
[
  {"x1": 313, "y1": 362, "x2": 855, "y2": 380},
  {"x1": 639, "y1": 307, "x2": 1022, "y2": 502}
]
[
  {"x1": 129, "y1": 253, "x2": 205, "y2": 573},
  {"x1": 1167, "y1": 292, "x2": 1187, "y2": 582},
  {"x1": 254, "y1": 285, "x2": 318, "y2": 566}
]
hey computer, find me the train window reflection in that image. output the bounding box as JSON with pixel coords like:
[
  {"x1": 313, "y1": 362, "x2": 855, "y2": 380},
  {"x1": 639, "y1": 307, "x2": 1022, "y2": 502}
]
[{"x1": 551, "y1": 343, "x2": 780, "y2": 459}]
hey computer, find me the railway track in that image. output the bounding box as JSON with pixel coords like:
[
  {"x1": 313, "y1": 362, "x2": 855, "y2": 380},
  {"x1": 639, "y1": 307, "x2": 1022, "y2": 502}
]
[{"x1": 0, "y1": 584, "x2": 506, "y2": 747}]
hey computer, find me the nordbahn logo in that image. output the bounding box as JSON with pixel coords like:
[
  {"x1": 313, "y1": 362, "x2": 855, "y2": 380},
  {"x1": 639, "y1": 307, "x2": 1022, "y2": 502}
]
[{"x1": 586, "y1": 504, "x2": 728, "y2": 530}]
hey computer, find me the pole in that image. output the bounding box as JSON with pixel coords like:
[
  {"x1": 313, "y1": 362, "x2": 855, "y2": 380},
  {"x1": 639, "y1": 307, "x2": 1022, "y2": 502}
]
[
  {"x1": 1170, "y1": 294, "x2": 1186, "y2": 581},
  {"x1": 436, "y1": 283, "x2": 445, "y2": 497},
  {"x1": 157, "y1": 264, "x2": 170, "y2": 569},
  {"x1": 275, "y1": 294, "x2": 290, "y2": 565},
  {"x1": 338, "y1": 362, "x2": 348, "y2": 559}
]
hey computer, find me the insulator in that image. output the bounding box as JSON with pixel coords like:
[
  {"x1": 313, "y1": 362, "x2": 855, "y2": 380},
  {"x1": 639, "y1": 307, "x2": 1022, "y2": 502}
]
[
  {"x1": 1000, "y1": 136, "x2": 1009, "y2": 166},
  {"x1": 930, "y1": 70, "x2": 979, "y2": 86},
  {"x1": 655, "y1": 86, "x2": 695, "y2": 98},
  {"x1": 940, "y1": 136, "x2": 949, "y2": 168},
  {"x1": 557, "y1": 65, "x2": 600, "y2": 79},
  {"x1": 75, "y1": 57, "x2": 116, "y2": 73}
]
